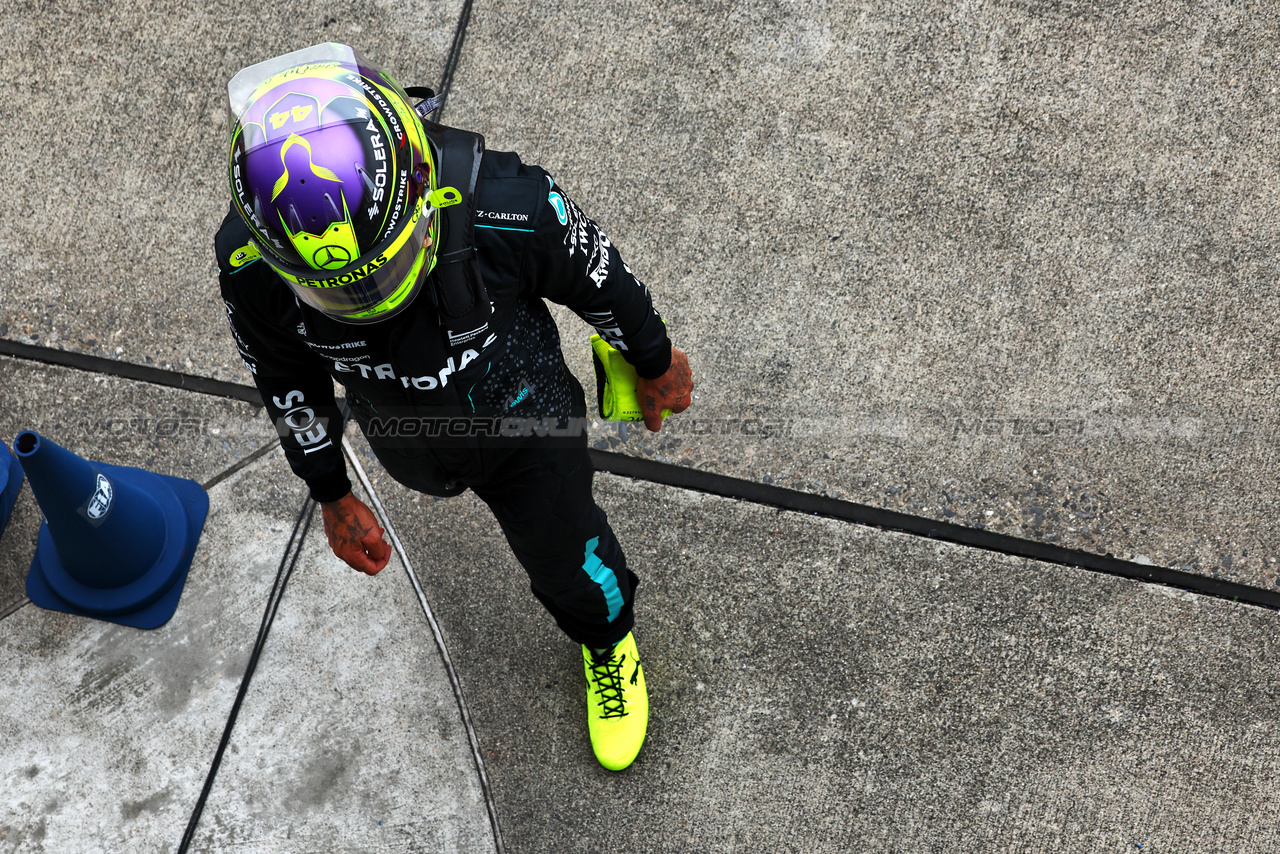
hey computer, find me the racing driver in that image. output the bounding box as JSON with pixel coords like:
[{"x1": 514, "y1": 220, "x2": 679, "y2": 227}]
[{"x1": 214, "y1": 43, "x2": 693, "y2": 772}]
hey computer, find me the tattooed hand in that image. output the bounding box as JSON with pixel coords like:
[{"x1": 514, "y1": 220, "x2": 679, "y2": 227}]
[
  {"x1": 636, "y1": 347, "x2": 693, "y2": 432},
  {"x1": 321, "y1": 492, "x2": 392, "y2": 575}
]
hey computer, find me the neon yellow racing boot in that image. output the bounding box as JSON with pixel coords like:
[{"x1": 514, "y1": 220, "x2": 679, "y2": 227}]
[{"x1": 582, "y1": 631, "x2": 648, "y2": 770}]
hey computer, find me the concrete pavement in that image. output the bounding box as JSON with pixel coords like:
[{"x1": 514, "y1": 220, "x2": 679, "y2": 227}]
[
  {"x1": 449, "y1": 0, "x2": 1280, "y2": 587},
  {"x1": 0, "y1": 363, "x2": 493, "y2": 852},
  {"x1": 3, "y1": 0, "x2": 1279, "y2": 851},
  {"x1": 368, "y1": 458, "x2": 1280, "y2": 852}
]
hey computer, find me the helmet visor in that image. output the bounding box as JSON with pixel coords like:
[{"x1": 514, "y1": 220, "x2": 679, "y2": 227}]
[
  {"x1": 267, "y1": 198, "x2": 435, "y2": 323},
  {"x1": 228, "y1": 43, "x2": 373, "y2": 138}
]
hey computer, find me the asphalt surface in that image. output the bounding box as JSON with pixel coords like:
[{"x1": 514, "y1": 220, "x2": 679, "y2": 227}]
[{"x1": 3, "y1": 1, "x2": 1279, "y2": 852}]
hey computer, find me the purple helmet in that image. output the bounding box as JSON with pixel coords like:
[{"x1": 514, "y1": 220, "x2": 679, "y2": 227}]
[{"x1": 227, "y1": 43, "x2": 441, "y2": 323}]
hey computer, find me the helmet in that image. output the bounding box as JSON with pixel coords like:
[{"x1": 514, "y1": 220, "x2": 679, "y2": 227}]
[{"x1": 226, "y1": 43, "x2": 443, "y2": 323}]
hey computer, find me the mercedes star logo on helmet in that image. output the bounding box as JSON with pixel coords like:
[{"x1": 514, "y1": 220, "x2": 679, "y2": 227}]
[{"x1": 314, "y1": 245, "x2": 352, "y2": 270}]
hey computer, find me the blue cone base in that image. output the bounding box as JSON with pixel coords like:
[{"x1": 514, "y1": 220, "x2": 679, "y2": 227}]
[
  {"x1": 0, "y1": 446, "x2": 21, "y2": 542},
  {"x1": 25, "y1": 465, "x2": 209, "y2": 630}
]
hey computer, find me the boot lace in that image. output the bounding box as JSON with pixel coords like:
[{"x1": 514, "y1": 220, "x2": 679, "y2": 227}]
[{"x1": 588, "y1": 652, "x2": 630, "y2": 719}]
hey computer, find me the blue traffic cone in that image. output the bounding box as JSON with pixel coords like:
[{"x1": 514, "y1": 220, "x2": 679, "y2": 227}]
[
  {"x1": 0, "y1": 439, "x2": 22, "y2": 542},
  {"x1": 16, "y1": 430, "x2": 209, "y2": 630}
]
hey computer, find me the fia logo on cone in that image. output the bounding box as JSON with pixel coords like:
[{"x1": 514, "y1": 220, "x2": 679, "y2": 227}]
[{"x1": 85, "y1": 474, "x2": 113, "y2": 522}]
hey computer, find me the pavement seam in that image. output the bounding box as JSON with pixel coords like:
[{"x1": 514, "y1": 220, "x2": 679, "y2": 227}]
[
  {"x1": 589, "y1": 450, "x2": 1280, "y2": 612},
  {"x1": 201, "y1": 439, "x2": 282, "y2": 492},
  {"x1": 0, "y1": 597, "x2": 30, "y2": 621},
  {"x1": 178, "y1": 493, "x2": 317, "y2": 853},
  {"x1": 0, "y1": 339, "x2": 264, "y2": 406},
  {"x1": 342, "y1": 436, "x2": 507, "y2": 854},
  {"x1": 432, "y1": 0, "x2": 477, "y2": 122},
  {"x1": 7, "y1": 337, "x2": 1278, "y2": 611}
]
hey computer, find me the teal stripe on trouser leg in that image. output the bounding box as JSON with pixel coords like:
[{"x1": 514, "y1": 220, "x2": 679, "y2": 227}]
[{"x1": 583, "y1": 536, "x2": 624, "y2": 623}]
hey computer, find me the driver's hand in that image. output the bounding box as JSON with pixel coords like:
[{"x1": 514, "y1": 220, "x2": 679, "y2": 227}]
[{"x1": 320, "y1": 492, "x2": 391, "y2": 575}]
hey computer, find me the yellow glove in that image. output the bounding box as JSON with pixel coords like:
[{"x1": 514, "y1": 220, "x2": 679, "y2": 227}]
[{"x1": 590, "y1": 335, "x2": 673, "y2": 422}]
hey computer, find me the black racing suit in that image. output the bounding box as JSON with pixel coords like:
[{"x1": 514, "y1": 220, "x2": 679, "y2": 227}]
[{"x1": 215, "y1": 146, "x2": 671, "y2": 647}]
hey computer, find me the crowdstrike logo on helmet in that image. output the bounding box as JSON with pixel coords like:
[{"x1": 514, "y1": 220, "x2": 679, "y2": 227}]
[{"x1": 226, "y1": 42, "x2": 438, "y2": 324}]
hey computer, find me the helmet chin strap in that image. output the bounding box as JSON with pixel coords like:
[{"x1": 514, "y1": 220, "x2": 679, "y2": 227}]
[{"x1": 405, "y1": 87, "x2": 447, "y2": 118}]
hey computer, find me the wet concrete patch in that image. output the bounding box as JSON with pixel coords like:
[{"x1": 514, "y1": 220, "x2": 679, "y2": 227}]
[{"x1": 0, "y1": 449, "x2": 492, "y2": 853}]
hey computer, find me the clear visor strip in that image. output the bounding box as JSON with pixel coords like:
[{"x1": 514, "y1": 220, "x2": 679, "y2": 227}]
[{"x1": 259, "y1": 187, "x2": 462, "y2": 292}]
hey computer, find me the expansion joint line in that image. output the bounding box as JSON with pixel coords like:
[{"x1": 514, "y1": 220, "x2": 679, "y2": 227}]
[
  {"x1": 341, "y1": 436, "x2": 506, "y2": 854},
  {"x1": 588, "y1": 450, "x2": 1280, "y2": 612},
  {"x1": 0, "y1": 338, "x2": 263, "y2": 405},
  {"x1": 7, "y1": 332, "x2": 1280, "y2": 611},
  {"x1": 177, "y1": 492, "x2": 316, "y2": 853},
  {"x1": 432, "y1": 0, "x2": 477, "y2": 121}
]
